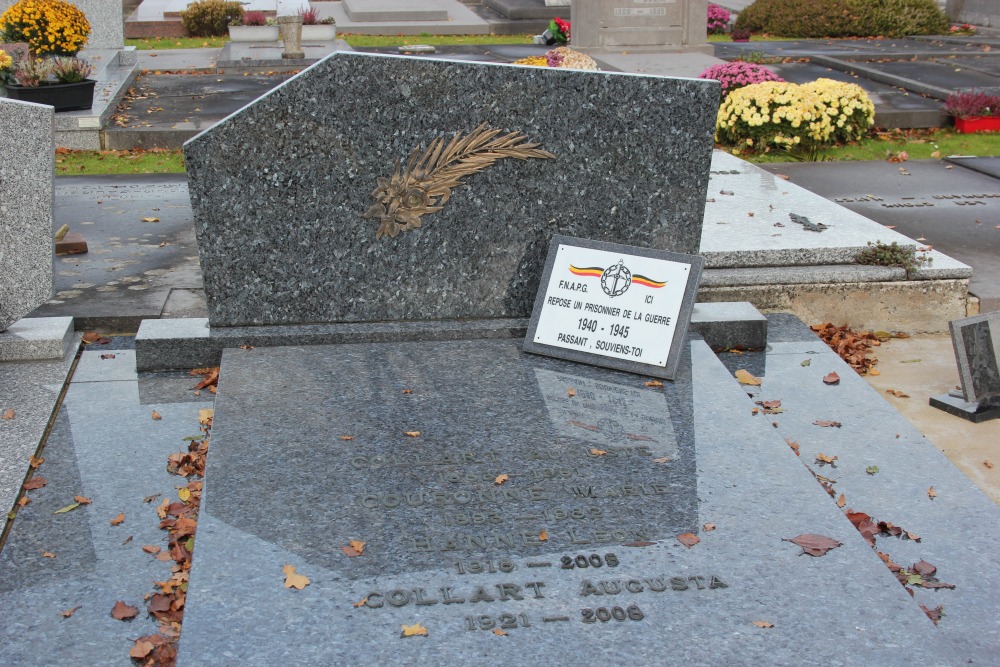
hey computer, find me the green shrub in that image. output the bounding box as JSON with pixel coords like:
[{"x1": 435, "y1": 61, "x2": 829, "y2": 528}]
[
  {"x1": 716, "y1": 78, "x2": 875, "y2": 157},
  {"x1": 734, "y1": 0, "x2": 947, "y2": 38},
  {"x1": 734, "y1": 0, "x2": 856, "y2": 38},
  {"x1": 180, "y1": 0, "x2": 243, "y2": 37}
]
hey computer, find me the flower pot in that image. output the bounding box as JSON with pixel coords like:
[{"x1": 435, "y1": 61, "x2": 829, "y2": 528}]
[
  {"x1": 228, "y1": 25, "x2": 280, "y2": 42},
  {"x1": 4, "y1": 79, "x2": 95, "y2": 112},
  {"x1": 954, "y1": 116, "x2": 1000, "y2": 133},
  {"x1": 301, "y1": 24, "x2": 336, "y2": 41}
]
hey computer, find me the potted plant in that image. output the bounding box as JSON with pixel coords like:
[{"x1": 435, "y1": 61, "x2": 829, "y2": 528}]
[
  {"x1": 944, "y1": 90, "x2": 1000, "y2": 133},
  {"x1": 299, "y1": 6, "x2": 335, "y2": 41},
  {"x1": 730, "y1": 28, "x2": 752, "y2": 42},
  {"x1": 3, "y1": 54, "x2": 95, "y2": 111},
  {"x1": 0, "y1": 0, "x2": 91, "y2": 56},
  {"x1": 228, "y1": 11, "x2": 279, "y2": 42}
]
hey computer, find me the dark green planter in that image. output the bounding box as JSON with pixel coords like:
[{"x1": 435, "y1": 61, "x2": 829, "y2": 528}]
[{"x1": 4, "y1": 79, "x2": 96, "y2": 112}]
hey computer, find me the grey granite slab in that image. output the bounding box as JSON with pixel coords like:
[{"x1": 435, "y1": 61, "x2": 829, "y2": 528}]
[
  {"x1": 0, "y1": 341, "x2": 77, "y2": 525},
  {"x1": 184, "y1": 52, "x2": 719, "y2": 327},
  {"x1": 0, "y1": 99, "x2": 54, "y2": 331},
  {"x1": 690, "y1": 301, "x2": 766, "y2": 350},
  {"x1": 0, "y1": 345, "x2": 214, "y2": 665},
  {"x1": 750, "y1": 329, "x2": 1000, "y2": 663},
  {"x1": 177, "y1": 339, "x2": 955, "y2": 665},
  {"x1": 949, "y1": 311, "x2": 1000, "y2": 405},
  {"x1": 0, "y1": 317, "x2": 74, "y2": 361}
]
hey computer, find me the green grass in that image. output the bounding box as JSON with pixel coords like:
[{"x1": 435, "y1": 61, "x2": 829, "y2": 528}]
[
  {"x1": 55, "y1": 149, "x2": 185, "y2": 175},
  {"x1": 341, "y1": 33, "x2": 535, "y2": 47},
  {"x1": 126, "y1": 36, "x2": 228, "y2": 50},
  {"x1": 731, "y1": 129, "x2": 1000, "y2": 163},
  {"x1": 125, "y1": 34, "x2": 534, "y2": 50}
]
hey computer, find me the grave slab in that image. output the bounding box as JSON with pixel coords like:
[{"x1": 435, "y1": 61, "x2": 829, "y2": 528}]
[
  {"x1": 29, "y1": 175, "x2": 203, "y2": 332},
  {"x1": 0, "y1": 99, "x2": 54, "y2": 332},
  {"x1": 343, "y1": 0, "x2": 448, "y2": 22},
  {"x1": 0, "y1": 339, "x2": 76, "y2": 524},
  {"x1": 178, "y1": 339, "x2": 956, "y2": 665},
  {"x1": 753, "y1": 314, "x2": 1000, "y2": 662},
  {"x1": 0, "y1": 350, "x2": 214, "y2": 664},
  {"x1": 755, "y1": 159, "x2": 997, "y2": 312},
  {"x1": 184, "y1": 52, "x2": 719, "y2": 327}
]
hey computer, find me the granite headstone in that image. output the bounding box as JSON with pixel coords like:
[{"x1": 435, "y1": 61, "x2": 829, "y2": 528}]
[
  {"x1": 571, "y1": 0, "x2": 709, "y2": 50},
  {"x1": 0, "y1": 99, "x2": 54, "y2": 332},
  {"x1": 930, "y1": 311, "x2": 1000, "y2": 422},
  {"x1": 183, "y1": 52, "x2": 719, "y2": 327}
]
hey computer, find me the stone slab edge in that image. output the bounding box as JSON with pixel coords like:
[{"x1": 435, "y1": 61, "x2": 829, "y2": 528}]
[{"x1": 0, "y1": 317, "x2": 75, "y2": 361}]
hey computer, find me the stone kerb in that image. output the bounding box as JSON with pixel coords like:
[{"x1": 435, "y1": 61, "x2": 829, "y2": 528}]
[
  {"x1": 184, "y1": 52, "x2": 720, "y2": 328},
  {"x1": 0, "y1": 98, "x2": 54, "y2": 331},
  {"x1": 0, "y1": 0, "x2": 123, "y2": 50}
]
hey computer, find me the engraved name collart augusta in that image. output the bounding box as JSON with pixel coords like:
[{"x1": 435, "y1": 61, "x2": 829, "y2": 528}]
[{"x1": 363, "y1": 124, "x2": 554, "y2": 239}]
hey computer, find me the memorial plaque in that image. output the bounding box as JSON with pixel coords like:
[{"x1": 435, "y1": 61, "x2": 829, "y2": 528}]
[
  {"x1": 524, "y1": 236, "x2": 702, "y2": 379},
  {"x1": 178, "y1": 339, "x2": 956, "y2": 665}
]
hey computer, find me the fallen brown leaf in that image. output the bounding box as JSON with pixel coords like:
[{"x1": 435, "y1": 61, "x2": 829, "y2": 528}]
[
  {"x1": 81, "y1": 332, "x2": 110, "y2": 345},
  {"x1": 644, "y1": 379, "x2": 664, "y2": 388},
  {"x1": 885, "y1": 389, "x2": 910, "y2": 398},
  {"x1": 353, "y1": 598, "x2": 368, "y2": 608},
  {"x1": 783, "y1": 533, "x2": 842, "y2": 556},
  {"x1": 130, "y1": 640, "x2": 155, "y2": 660},
  {"x1": 401, "y1": 623, "x2": 428, "y2": 637},
  {"x1": 339, "y1": 435, "x2": 354, "y2": 441},
  {"x1": 1, "y1": 408, "x2": 14, "y2": 420},
  {"x1": 703, "y1": 523, "x2": 716, "y2": 531},
  {"x1": 984, "y1": 461, "x2": 994, "y2": 469},
  {"x1": 589, "y1": 448, "x2": 607, "y2": 456},
  {"x1": 836, "y1": 493, "x2": 846, "y2": 508},
  {"x1": 73, "y1": 495, "x2": 91, "y2": 505},
  {"x1": 110, "y1": 512, "x2": 125, "y2": 526},
  {"x1": 813, "y1": 420, "x2": 842, "y2": 428},
  {"x1": 568, "y1": 388, "x2": 576, "y2": 397},
  {"x1": 920, "y1": 604, "x2": 944, "y2": 625},
  {"x1": 735, "y1": 369, "x2": 762, "y2": 386},
  {"x1": 677, "y1": 532, "x2": 700, "y2": 548},
  {"x1": 142, "y1": 545, "x2": 161, "y2": 555},
  {"x1": 29, "y1": 455, "x2": 43, "y2": 468},
  {"x1": 22, "y1": 476, "x2": 47, "y2": 490},
  {"x1": 652, "y1": 457, "x2": 672, "y2": 463},
  {"x1": 753, "y1": 620, "x2": 774, "y2": 628},
  {"x1": 928, "y1": 486, "x2": 937, "y2": 499},
  {"x1": 538, "y1": 530, "x2": 548, "y2": 542},
  {"x1": 41, "y1": 551, "x2": 56, "y2": 558},
  {"x1": 823, "y1": 372, "x2": 840, "y2": 385},
  {"x1": 492, "y1": 628, "x2": 508, "y2": 636},
  {"x1": 110, "y1": 600, "x2": 139, "y2": 621},
  {"x1": 282, "y1": 564, "x2": 310, "y2": 590},
  {"x1": 151, "y1": 410, "x2": 162, "y2": 421},
  {"x1": 61, "y1": 605, "x2": 82, "y2": 618},
  {"x1": 815, "y1": 453, "x2": 838, "y2": 466},
  {"x1": 494, "y1": 473, "x2": 509, "y2": 485},
  {"x1": 403, "y1": 431, "x2": 421, "y2": 437}
]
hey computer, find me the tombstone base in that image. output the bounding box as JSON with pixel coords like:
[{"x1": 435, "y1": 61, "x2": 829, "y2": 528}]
[
  {"x1": 930, "y1": 392, "x2": 1000, "y2": 423},
  {"x1": 0, "y1": 317, "x2": 75, "y2": 361},
  {"x1": 134, "y1": 303, "x2": 768, "y2": 371}
]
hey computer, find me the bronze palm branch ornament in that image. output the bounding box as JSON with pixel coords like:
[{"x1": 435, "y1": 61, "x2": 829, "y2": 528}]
[{"x1": 363, "y1": 123, "x2": 555, "y2": 239}]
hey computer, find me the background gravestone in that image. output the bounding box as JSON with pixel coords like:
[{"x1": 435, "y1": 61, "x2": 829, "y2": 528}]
[
  {"x1": 184, "y1": 52, "x2": 719, "y2": 327},
  {"x1": 0, "y1": 99, "x2": 54, "y2": 332},
  {"x1": 947, "y1": 0, "x2": 999, "y2": 29},
  {"x1": 0, "y1": 0, "x2": 123, "y2": 50},
  {"x1": 571, "y1": 0, "x2": 709, "y2": 50},
  {"x1": 931, "y1": 312, "x2": 1000, "y2": 422}
]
